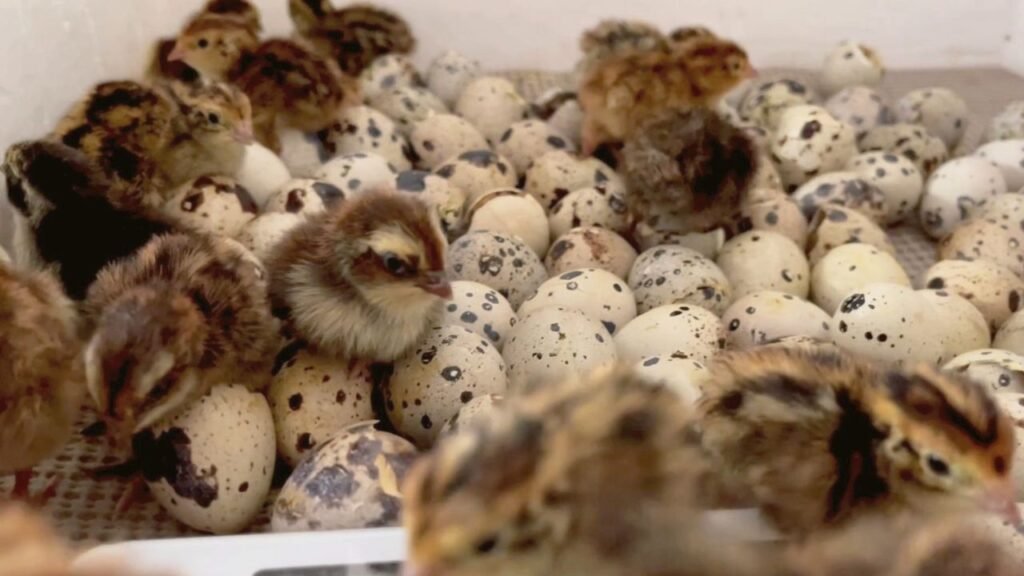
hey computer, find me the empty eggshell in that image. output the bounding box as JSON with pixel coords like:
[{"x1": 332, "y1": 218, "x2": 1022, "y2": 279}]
[
  {"x1": 427, "y1": 50, "x2": 481, "y2": 108},
  {"x1": 811, "y1": 243, "x2": 911, "y2": 314},
  {"x1": 264, "y1": 178, "x2": 344, "y2": 215},
  {"x1": 897, "y1": 88, "x2": 969, "y2": 150},
  {"x1": 395, "y1": 170, "x2": 467, "y2": 237},
  {"x1": 236, "y1": 212, "x2": 304, "y2": 262},
  {"x1": 272, "y1": 423, "x2": 417, "y2": 532},
  {"x1": 975, "y1": 139, "x2": 1024, "y2": 190},
  {"x1": 918, "y1": 289, "x2": 992, "y2": 359},
  {"x1": 847, "y1": 152, "x2": 924, "y2": 225},
  {"x1": 277, "y1": 128, "x2": 329, "y2": 178},
  {"x1": 434, "y1": 150, "x2": 517, "y2": 205},
  {"x1": 410, "y1": 114, "x2": 490, "y2": 170},
  {"x1": 519, "y1": 268, "x2": 637, "y2": 336},
  {"x1": 615, "y1": 304, "x2": 724, "y2": 365},
  {"x1": 825, "y1": 86, "x2": 895, "y2": 139},
  {"x1": 360, "y1": 55, "x2": 422, "y2": 102},
  {"x1": 722, "y1": 291, "x2": 831, "y2": 349},
  {"x1": 830, "y1": 284, "x2": 945, "y2": 367},
  {"x1": 717, "y1": 231, "x2": 810, "y2": 299},
  {"x1": 629, "y1": 245, "x2": 733, "y2": 316},
  {"x1": 740, "y1": 79, "x2": 818, "y2": 132},
  {"x1": 523, "y1": 150, "x2": 624, "y2": 210},
  {"x1": 860, "y1": 124, "x2": 948, "y2": 176},
  {"x1": 369, "y1": 86, "x2": 448, "y2": 135},
  {"x1": 939, "y1": 216, "x2": 1024, "y2": 279},
  {"x1": 546, "y1": 227, "x2": 638, "y2": 279},
  {"x1": 820, "y1": 41, "x2": 885, "y2": 95},
  {"x1": 315, "y1": 153, "x2": 398, "y2": 197},
  {"x1": 441, "y1": 394, "x2": 505, "y2": 436},
  {"x1": 791, "y1": 172, "x2": 887, "y2": 223},
  {"x1": 441, "y1": 280, "x2": 518, "y2": 351},
  {"x1": 234, "y1": 143, "x2": 293, "y2": 207},
  {"x1": 386, "y1": 325, "x2": 507, "y2": 448},
  {"x1": 724, "y1": 188, "x2": 809, "y2": 248},
  {"x1": 807, "y1": 205, "x2": 897, "y2": 266},
  {"x1": 319, "y1": 106, "x2": 413, "y2": 171},
  {"x1": 924, "y1": 259, "x2": 1024, "y2": 332},
  {"x1": 985, "y1": 101, "x2": 1024, "y2": 143},
  {"x1": 468, "y1": 189, "x2": 550, "y2": 257},
  {"x1": 632, "y1": 355, "x2": 711, "y2": 407},
  {"x1": 455, "y1": 77, "x2": 531, "y2": 144},
  {"x1": 919, "y1": 157, "x2": 1006, "y2": 239},
  {"x1": 771, "y1": 105, "x2": 858, "y2": 191},
  {"x1": 447, "y1": 231, "x2": 548, "y2": 308},
  {"x1": 494, "y1": 120, "x2": 576, "y2": 175},
  {"x1": 548, "y1": 186, "x2": 630, "y2": 239},
  {"x1": 162, "y1": 175, "x2": 259, "y2": 237},
  {"x1": 995, "y1": 310, "x2": 1024, "y2": 355},
  {"x1": 945, "y1": 349, "x2": 1024, "y2": 394}
]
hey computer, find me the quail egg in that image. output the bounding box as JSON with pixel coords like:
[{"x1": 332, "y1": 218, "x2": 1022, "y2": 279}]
[
  {"x1": 722, "y1": 291, "x2": 831, "y2": 350},
  {"x1": 975, "y1": 139, "x2": 1024, "y2": 190},
  {"x1": 918, "y1": 157, "x2": 1006, "y2": 239},
  {"x1": 523, "y1": 150, "x2": 623, "y2": 210},
  {"x1": 410, "y1": 114, "x2": 490, "y2": 170},
  {"x1": 811, "y1": 243, "x2": 911, "y2": 314},
  {"x1": 771, "y1": 105, "x2": 858, "y2": 191},
  {"x1": 985, "y1": 101, "x2": 1024, "y2": 143},
  {"x1": 825, "y1": 86, "x2": 895, "y2": 139},
  {"x1": 830, "y1": 284, "x2": 946, "y2": 366},
  {"x1": 629, "y1": 245, "x2": 733, "y2": 316},
  {"x1": 939, "y1": 216, "x2": 1024, "y2": 278},
  {"x1": 847, "y1": 152, "x2": 924, "y2": 225},
  {"x1": 918, "y1": 289, "x2": 992, "y2": 359},
  {"x1": 434, "y1": 150, "x2": 517, "y2": 205},
  {"x1": 632, "y1": 355, "x2": 711, "y2": 407},
  {"x1": 447, "y1": 231, "x2": 548, "y2": 309},
  {"x1": 455, "y1": 77, "x2": 531, "y2": 144},
  {"x1": 319, "y1": 106, "x2": 413, "y2": 171},
  {"x1": 264, "y1": 178, "x2": 344, "y2": 215},
  {"x1": 820, "y1": 41, "x2": 885, "y2": 95},
  {"x1": 945, "y1": 349, "x2": 1024, "y2": 394},
  {"x1": 717, "y1": 231, "x2": 810, "y2": 299},
  {"x1": 740, "y1": 79, "x2": 818, "y2": 131},
  {"x1": 441, "y1": 280, "x2": 518, "y2": 351},
  {"x1": 234, "y1": 143, "x2": 293, "y2": 207},
  {"x1": 441, "y1": 394, "x2": 505, "y2": 436},
  {"x1": 859, "y1": 123, "x2": 949, "y2": 176},
  {"x1": 897, "y1": 88, "x2": 969, "y2": 150},
  {"x1": 494, "y1": 120, "x2": 576, "y2": 175},
  {"x1": 981, "y1": 192, "x2": 1024, "y2": 220},
  {"x1": 996, "y1": 311, "x2": 1024, "y2": 356},
  {"x1": 546, "y1": 227, "x2": 638, "y2": 279},
  {"x1": 427, "y1": 50, "x2": 481, "y2": 108},
  {"x1": 395, "y1": 170, "x2": 467, "y2": 237},
  {"x1": 467, "y1": 189, "x2": 550, "y2": 257},
  {"x1": 807, "y1": 205, "x2": 897, "y2": 266},
  {"x1": 519, "y1": 268, "x2": 637, "y2": 336},
  {"x1": 547, "y1": 100, "x2": 584, "y2": 149},
  {"x1": 615, "y1": 304, "x2": 724, "y2": 365},
  {"x1": 235, "y1": 212, "x2": 304, "y2": 262},
  {"x1": 162, "y1": 175, "x2": 259, "y2": 237},
  {"x1": 277, "y1": 128, "x2": 329, "y2": 178},
  {"x1": 548, "y1": 186, "x2": 630, "y2": 239},
  {"x1": 791, "y1": 172, "x2": 887, "y2": 223},
  {"x1": 360, "y1": 55, "x2": 422, "y2": 102},
  {"x1": 369, "y1": 86, "x2": 448, "y2": 136},
  {"x1": 924, "y1": 259, "x2": 1024, "y2": 332},
  {"x1": 724, "y1": 188, "x2": 809, "y2": 248},
  {"x1": 315, "y1": 152, "x2": 398, "y2": 197}
]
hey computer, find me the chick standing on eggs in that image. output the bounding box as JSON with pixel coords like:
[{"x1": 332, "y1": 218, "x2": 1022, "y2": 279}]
[
  {"x1": 267, "y1": 190, "x2": 452, "y2": 362},
  {"x1": 576, "y1": 19, "x2": 667, "y2": 79}
]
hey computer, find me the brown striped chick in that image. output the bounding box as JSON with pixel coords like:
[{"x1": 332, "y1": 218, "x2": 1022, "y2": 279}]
[
  {"x1": 579, "y1": 35, "x2": 755, "y2": 156},
  {"x1": 697, "y1": 346, "x2": 1020, "y2": 536},
  {"x1": 403, "y1": 366, "x2": 769, "y2": 576},
  {"x1": 81, "y1": 234, "x2": 279, "y2": 450},
  {"x1": 668, "y1": 26, "x2": 717, "y2": 45},
  {"x1": 576, "y1": 19, "x2": 667, "y2": 80},
  {"x1": 289, "y1": 0, "x2": 416, "y2": 76},
  {"x1": 267, "y1": 190, "x2": 451, "y2": 362},
  {"x1": 148, "y1": 0, "x2": 261, "y2": 83},
  {"x1": 0, "y1": 264, "x2": 82, "y2": 502}
]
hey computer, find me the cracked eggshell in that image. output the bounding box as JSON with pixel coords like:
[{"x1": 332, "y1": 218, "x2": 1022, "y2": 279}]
[
  {"x1": 162, "y1": 175, "x2": 259, "y2": 237},
  {"x1": 264, "y1": 178, "x2": 344, "y2": 215},
  {"x1": 820, "y1": 41, "x2": 885, "y2": 95},
  {"x1": 945, "y1": 349, "x2": 1024, "y2": 395},
  {"x1": 272, "y1": 423, "x2": 417, "y2": 532},
  {"x1": 939, "y1": 216, "x2": 1024, "y2": 279},
  {"x1": 717, "y1": 231, "x2": 810, "y2": 299},
  {"x1": 975, "y1": 139, "x2": 1024, "y2": 190},
  {"x1": 860, "y1": 123, "x2": 948, "y2": 176},
  {"x1": 504, "y1": 307, "x2": 617, "y2": 394},
  {"x1": 523, "y1": 151, "x2": 623, "y2": 211},
  {"x1": 615, "y1": 304, "x2": 724, "y2": 365},
  {"x1": 519, "y1": 268, "x2": 637, "y2": 336},
  {"x1": 918, "y1": 290, "x2": 992, "y2": 359},
  {"x1": 548, "y1": 186, "x2": 630, "y2": 239},
  {"x1": 441, "y1": 394, "x2": 504, "y2": 436},
  {"x1": 447, "y1": 231, "x2": 548, "y2": 309},
  {"x1": 235, "y1": 143, "x2": 293, "y2": 207},
  {"x1": 320, "y1": 106, "x2": 413, "y2": 171},
  {"x1": 632, "y1": 355, "x2": 711, "y2": 407},
  {"x1": 395, "y1": 170, "x2": 467, "y2": 238},
  {"x1": 919, "y1": 157, "x2": 1005, "y2": 239},
  {"x1": 985, "y1": 101, "x2": 1024, "y2": 143},
  {"x1": 722, "y1": 291, "x2": 831, "y2": 350},
  {"x1": 791, "y1": 172, "x2": 887, "y2": 223},
  {"x1": 629, "y1": 245, "x2": 732, "y2": 316},
  {"x1": 468, "y1": 189, "x2": 550, "y2": 257},
  {"x1": 545, "y1": 227, "x2": 638, "y2": 279},
  {"x1": 807, "y1": 205, "x2": 896, "y2": 266},
  {"x1": 360, "y1": 55, "x2": 422, "y2": 102},
  {"x1": 847, "y1": 152, "x2": 924, "y2": 225},
  {"x1": 771, "y1": 105, "x2": 857, "y2": 191},
  {"x1": 996, "y1": 311, "x2": 1024, "y2": 356},
  {"x1": 140, "y1": 384, "x2": 275, "y2": 535},
  {"x1": 740, "y1": 79, "x2": 818, "y2": 132},
  {"x1": 236, "y1": 212, "x2": 304, "y2": 262},
  {"x1": 825, "y1": 86, "x2": 895, "y2": 139},
  {"x1": 811, "y1": 243, "x2": 911, "y2": 314},
  {"x1": 385, "y1": 325, "x2": 507, "y2": 448},
  {"x1": 315, "y1": 153, "x2": 398, "y2": 197},
  {"x1": 434, "y1": 150, "x2": 517, "y2": 205},
  {"x1": 369, "y1": 86, "x2": 448, "y2": 136},
  {"x1": 427, "y1": 50, "x2": 481, "y2": 108},
  {"x1": 455, "y1": 77, "x2": 531, "y2": 144},
  {"x1": 897, "y1": 88, "x2": 969, "y2": 150},
  {"x1": 830, "y1": 284, "x2": 945, "y2": 367},
  {"x1": 724, "y1": 188, "x2": 808, "y2": 248},
  {"x1": 277, "y1": 128, "x2": 329, "y2": 178},
  {"x1": 494, "y1": 120, "x2": 576, "y2": 175},
  {"x1": 441, "y1": 281, "x2": 518, "y2": 351},
  {"x1": 410, "y1": 114, "x2": 489, "y2": 170},
  {"x1": 924, "y1": 259, "x2": 1024, "y2": 332}
]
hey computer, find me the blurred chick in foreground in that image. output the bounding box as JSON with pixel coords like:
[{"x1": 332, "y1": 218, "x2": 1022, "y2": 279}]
[
  {"x1": 622, "y1": 107, "x2": 759, "y2": 235},
  {"x1": 289, "y1": 0, "x2": 416, "y2": 77},
  {"x1": 698, "y1": 346, "x2": 1020, "y2": 535},
  {"x1": 82, "y1": 234, "x2": 279, "y2": 449},
  {"x1": 579, "y1": 34, "x2": 755, "y2": 156},
  {"x1": 403, "y1": 367, "x2": 766, "y2": 576},
  {"x1": 0, "y1": 264, "x2": 82, "y2": 502},
  {"x1": 267, "y1": 190, "x2": 451, "y2": 362}
]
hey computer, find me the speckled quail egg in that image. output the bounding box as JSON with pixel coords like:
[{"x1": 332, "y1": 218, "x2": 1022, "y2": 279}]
[
  {"x1": 369, "y1": 86, "x2": 449, "y2": 137},
  {"x1": 939, "y1": 216, "x2": 1024, "y2": 279},
  {"x1": 162, "y1": 175, "x2": 259, "y2": 237},
  {"x1": 740, "y1": 79, "x2": 818, "y2": 132},
  {"x1": 717, "y1": 231, "x2": 810, "y2": 299},
  {"x1": 360, "y1": 54, "x2": 422, "y2": 102},
  {"x1": 272, "y1": 423, "x2": 417, "y2": 532},
  {"x1": 441, "y1": 280, "x2": 518, "y2": 351},
  {"x1": 847, "y1": 152, "x2": 924, "y2": 225},
  {"x1": 236, "y1": 212, "x2": 304, "y2": 262},
  {"x1": 859, "y1": 123, "x2": 949, "y2": 176},
  {"x1": 395, "y1": 170, "x2": 467, "y2": 237},
  {"x1": 997, "y1": 310, "x2": 1024, "y2": 357},
  {"x1": 467, "y1": 189, "x2": 550, "y2": 257},
  {"x1": 234, "y1": 143, "x2": 293, "y2": 207},
  {"x1": 897, "y1": 88, "x2": 969, "y2": 150},
  {"x1": 918, "y1": 289, "x2": 992, "y2": 359},
  {"x1": 615, "y1": 304, "x2": 724, "y2": 365},
  {"x1": 722, "y1": 291, "x2": 831, "y2": 350},
  {"x1": 277, "y1": 128, "x2": 329, "y2": 178},
  {"x1": 264, "y1": 178, "x2": 344, "y2": 215},
  {"x1": 447, "y1": 231, "x2": 548, "y2": 309},
  {"x1": 992, "y1": 395, "x2": 1024, "y2": 499},
  {"x1": 519, "y1": 268, "x2": 637, "y2": 336},
  {"x1": 725, "y1": 188, "x2": 809, "y2": 248},
  {"x1": 632, "y1": 355, "x2": 711, "y2": 407},
  {"x1": 811, "y1": 243, "x2": 911, "y2": 314},
  {"x1": 547, "y1": 100, "x2": 584, "y2": 149},
  {"x1": 985, "y1": 101, "x2": 1024, "y2": 143},
  {"x1": 385, "y1": 325, "x2": 507, "y2": 448},
  {"x1": 546, "y1": 227, "x2": 638, "y2": 279},
  {"x1": 504, "y1": 307, "x2": 617, "y2": 394},
  {"x1": 315, "y1": 152, "x2": 398, "y2": 197},
  {"x1": 807, "y1": 205, "x2": 897, "y2": 266},
  {"x1": 830, "y1": 284, "x2": 946, "y2": 367},
  {"x1": 138, "y1": 384, "x2": 275, "y2": 535},
  {"x1": 522, "y1": 150, "x2": 624, "y2": 210},
  {"x1": 820, "y1": 41, "x2": 885, "y2": 95},
  {"x1": 427, "y1": 50, "x2": 481, "y2": 108},
  {"x1": 975, "y1": 139, "x2": 1024, "y2": 190},
  {"x1": 825, "y1": 87, "x2": 895, "y2": 140},
  {"x1": 981, "y1": 192, "x2": 1024, "y2": 220},
  {"x1": 771, "y1": 105, "x2": 858, "y2": 191},
  {"x1": 441, "y1": 394, "x2": 504, "y2": 436},
  {"x1": 434, "y1": 150, "x2": 517, "y2": 205},
  {"x1": 919, "y1": 157, "x2": 1006, "y2": 239},
  {"x1": 791, "y1": 172, "x2": 887, "y2": 223},
  {"x1": 945, "y1": 349, "x2": 1024, "y2": 394},
  {"x1": 319, "y1": 106, "x2": 413, "y2": 171},
  {"x1": 629, "y1": 245, "x2": 732, "y2": 316},
  {"x1": 410, "y1": 114, "x2": 489, "y2": 170},
  {"x1": 493, "y1": 120, "x2": 576, "y2": 175},
  {"x1": 548, "y1": 186, "x2": 630, "y2": 239},
  {"x1": 924, "y1": 259, "x2": 1024, "y2": 332},
  {"x1": 455, "y1": 77, "x2": 531, "y2": 144}
]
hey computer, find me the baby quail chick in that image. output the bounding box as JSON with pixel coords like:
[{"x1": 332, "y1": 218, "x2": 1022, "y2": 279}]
[
  {"x1": 622, "y1": 107, "x2": 759, "y2": 235},
  {"x1": 82, "y1": 234, "x2": 279, "y2": 448},
  {"x1": 199, "y1": 0, "x2": 262, "y2": 33},
  {"x1": 698, "y1": 346, "x2": 1020, "y2": 535},
  {"x1": 149, "y1": 0, "x2": 261, "y2": 83},
  {"x1": 289, "y1": 0, "x2": 416, "y2": 77},
  {"x1": 3, "y1": 140, "x2": 175, "y2": 300},
  {"x1": 668, "y1": 26, "x2": 717, "y2": 45},
  {"x1": 579, "y1": 35, "x2": 755, "y2": 155},
  {"x1": 577, "y1": 19, "x2": 667, "y2": 79},
  {"x1": 267, "y1": 190, "x2": 451, "y2": 362},
  {"x1": 0, "y1": 264, "x2": 82, "y2": 502}
]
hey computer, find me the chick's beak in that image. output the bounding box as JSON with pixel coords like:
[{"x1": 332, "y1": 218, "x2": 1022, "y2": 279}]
[
  {"x1": 167, "y1": 43, "x2": 187, "y2": 62},
  {"x1": 419, "y1": 272, "x2": 453, "y2": 299},
  {"x1": 402, "y1": 563, "x2": 439, "y2": 576},
  {"x1": 744, "y1": 64, "x2": 759, "y2": 79},
  {"x1": 980, "y1": 480, "x2": 1022, "y2": 527},
  {"x1": 232, "y1": 123, "x2": 255, "y2": 145}
]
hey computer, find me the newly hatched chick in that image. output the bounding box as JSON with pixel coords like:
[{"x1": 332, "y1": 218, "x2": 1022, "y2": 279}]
[
  {"x1": 669, "y1": 26, "x2": 717, "y2": 45},
  {"x1": 290, "y1": 0, "x2": 416, "y2": 77},
  {"x1": 81, "y1": 234, "x2": 279, "y2": 448},
  {"x1": 403, "y1": 366, "x2": 768, "y2": 576},
  {"x1": 2, "y1": 140, "x2": 175, "y2": 300},
  {"x1": 148, "y1": 0, "x2": 262, "y2": 83},
  {"x1": 267, "y1": 190, "x2": 451, "y2": 362},
  {"x1": 577, "y1": 19, "x2": 667, "y2": 79},
  {"x1": 698, "y1": 346, "x2": 1020, "y2": 535},
  {"x1": 0, "y1": 265, "x2": 82, "y2": 502},
  {"x1": 579, "y1": 35, "x2": 755, "y2": 155},
  {"x1": 622, "y1": 107, "x2": 759, "y2": 235}
]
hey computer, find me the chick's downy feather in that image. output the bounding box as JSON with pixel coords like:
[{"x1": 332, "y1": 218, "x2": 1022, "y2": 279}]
[{"x1": 289, "y1": 0, "x2": 415, "y2": 76}]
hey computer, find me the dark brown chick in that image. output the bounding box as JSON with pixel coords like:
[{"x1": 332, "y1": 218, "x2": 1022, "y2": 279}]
[
  {"x1": 267, "y1": 190, "x2": 451, "y2": 362},
  {"x1": 622, "y1": 107, "x2": 759, "y2": 235},
  {"x1": 698, "y1": 346, "x2": 1020, "y2": 536},
  {"x1": 289, "y1": 0, "x2": 416, "y2": 77},
  {"x1": 81, "y1": 234, "x2": 279, "y2": 449},
  {"x1": 579, "y1": 35, "x2": 755, "y2": 156}
]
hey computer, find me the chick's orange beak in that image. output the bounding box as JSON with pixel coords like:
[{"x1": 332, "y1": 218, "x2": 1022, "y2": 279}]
[
  {"x1": 980, "y1": 480, "x2": 1022, "y2": 527},
  {"x1": 419, "y1": 272, "x2": 453, "y2": 299},
  {"x1": 167, "y1": 43, "x2": 188, "y2": 62}
]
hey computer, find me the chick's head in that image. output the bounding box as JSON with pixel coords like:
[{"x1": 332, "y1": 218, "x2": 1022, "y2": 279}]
[
  {"x1": 170, "y1": 80, "x2": 254, "y2": 145},
  {"x1": 170, "y1": 15, "x2": 258, "y2": 79},
  {"x1": 681, "y1": 37, "x2": 755, "y2": 100}
]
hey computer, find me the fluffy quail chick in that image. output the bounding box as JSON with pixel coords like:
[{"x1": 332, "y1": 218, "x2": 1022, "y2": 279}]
[
  {"x1": 82, "y1": 234, "x2": 279, "y2": 448},
  {"x1": 698, "y1": 346, "x2": 1020, "y2": 535},
  {"x1": 577, "y1": 19, "x2": 667, "y2": 79},
  {"x1": 403, "y1": 366, "x2": 769, "y2": 576},
  {"x1": 669, "y1": 26, "x2": 717, "y2": 44},
  {"x1": 289, "y1": 0, "x2": 416, "y2": 76},
  {"x1": 579, "y1": 35, "x2": 755, "y2": 155},
  {"x1": 0, "y1": 264, "x2": 83, "y2": 501},
  {"x1": 622, "y1": 107, "x2": 758, "y2": 235},
  {"x1": 148, "y1": 0, "x2": 261, "y2": 82},
  {"x1": 2, "y1": 141, "x2": 175, "y2": 300},
  {"x1": 267, "y1": 191, "x2": 451, "y2": 362}
]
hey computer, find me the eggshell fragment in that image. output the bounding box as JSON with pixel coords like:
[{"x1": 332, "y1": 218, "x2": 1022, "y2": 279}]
[{"x1": 945, "y1": 349, "x2": 1024, "y2": 395}]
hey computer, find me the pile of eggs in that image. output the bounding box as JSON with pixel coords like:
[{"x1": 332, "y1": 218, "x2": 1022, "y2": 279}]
[{"x1": 133, "y1": 41, "x2": 1024, "y2": 537}]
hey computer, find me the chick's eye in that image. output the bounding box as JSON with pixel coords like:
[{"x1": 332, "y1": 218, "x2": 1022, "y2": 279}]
[
  {"x1": 926, "y1": 455, "x2": 950, "y2": 476},
  {"x1": 382, "y1": 253, "x2": 411, "y2": 277},
  {"x1": 474, "y1": 536, "x2": 499, "y2": 555},
  {"x1": 198, "y1": 38, "x2": 209, "y2": 49},
  {"x1": 207, "y1": 113, "x2": 220, "y2": 125}
]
